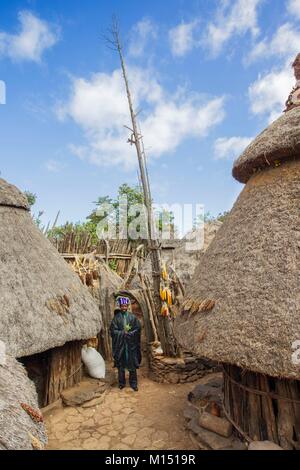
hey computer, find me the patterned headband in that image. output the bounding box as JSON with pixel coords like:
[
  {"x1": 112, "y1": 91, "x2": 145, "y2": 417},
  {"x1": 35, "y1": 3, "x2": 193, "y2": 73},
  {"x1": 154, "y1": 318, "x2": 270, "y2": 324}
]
[{"x1": 118, "y1": 296, "x2": 130, "y2": 306}]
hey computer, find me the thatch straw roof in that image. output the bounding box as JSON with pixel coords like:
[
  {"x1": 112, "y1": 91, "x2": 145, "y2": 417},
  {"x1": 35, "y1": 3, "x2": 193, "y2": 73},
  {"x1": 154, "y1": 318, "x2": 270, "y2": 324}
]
[
  {"x1": 0, "y1": 178, "x2": 102, "y2": 358},
  {"x1": 233, "y1": 107, "x2": 300, "y2": 183},
  {"x1": 0, "y1": 178, "x2": 29, "y2": 209},
  {"x1": 0, "y1": 353, "x2": 47, "y2": 450},
  {"x1": 174, "y1": 158, "x2": 300, "y2": 380},
  {"x1": 169, "y1": 221, "x2": 223, "y2": 286}
]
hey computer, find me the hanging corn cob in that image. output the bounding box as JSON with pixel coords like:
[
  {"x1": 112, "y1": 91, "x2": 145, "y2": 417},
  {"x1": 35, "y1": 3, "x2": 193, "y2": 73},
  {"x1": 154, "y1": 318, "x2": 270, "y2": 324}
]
[
  {"x1": 161, "y1": 263, "x2": 168, "y2": 281},
  {"x1": 160, "y1": 285, "x2": 165, "y2": 301},
  {"x1": 161, "y1": 302, "x2": 169, "y2": 317},
  {"x1": 166, "y1": 288, "x2": 172, "y2": 306},
  {"x1": 160, "y1": 262, "x2": 174, "y2": 316}
]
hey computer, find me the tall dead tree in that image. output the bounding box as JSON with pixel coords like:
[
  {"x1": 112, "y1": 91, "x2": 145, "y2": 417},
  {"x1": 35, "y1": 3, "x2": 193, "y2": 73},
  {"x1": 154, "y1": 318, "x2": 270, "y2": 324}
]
[{"x1": 104, "y1": 17, "x2": 178, "y2": 356}]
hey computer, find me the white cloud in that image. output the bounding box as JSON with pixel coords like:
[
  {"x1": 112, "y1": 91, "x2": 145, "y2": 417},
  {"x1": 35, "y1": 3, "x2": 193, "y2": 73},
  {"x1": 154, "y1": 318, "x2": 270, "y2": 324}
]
[
  {"x1": 203, "y1": 0, "x2": 261, "y2": 56},
  {"x1": 248, "y1": 23, "x2": 300, "y2": 63},
  {"x1": 128, "y1": 18, "x2": 157, "y2": 58},
  {"x1": 58, "y1": 67, "x2": 225, "y2": 169},
  {"x1": 0, "y1": 11, "x2": 59, "y2": 63},
  {"x1": 169, "y1": 21, "x2": 198, "y2": 57},
  {"x1": 287, "y1": 0, "x2": 300, "y2": 18},
  {"x1": 45, "y1": 160, "x2": 65, "y2": 172},
  {"x1": 248, "y1": 66, "x2": 294, "y2": 122},
  {"x1": 214, "y1": 136, "x2": 253, "y2": 160}
]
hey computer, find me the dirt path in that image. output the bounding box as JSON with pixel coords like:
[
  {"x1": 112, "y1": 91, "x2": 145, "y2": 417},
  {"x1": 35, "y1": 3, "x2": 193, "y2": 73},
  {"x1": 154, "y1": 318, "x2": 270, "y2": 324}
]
[{"x1": 44, "y1": 375, "x2": 197, "y2": 450}]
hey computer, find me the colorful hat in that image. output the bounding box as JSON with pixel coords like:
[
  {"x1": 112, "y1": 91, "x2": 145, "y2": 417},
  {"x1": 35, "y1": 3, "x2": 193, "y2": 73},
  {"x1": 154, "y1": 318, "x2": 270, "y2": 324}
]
[{"x1": 117, "y1": 296, "x2": 130, "y2": 306}]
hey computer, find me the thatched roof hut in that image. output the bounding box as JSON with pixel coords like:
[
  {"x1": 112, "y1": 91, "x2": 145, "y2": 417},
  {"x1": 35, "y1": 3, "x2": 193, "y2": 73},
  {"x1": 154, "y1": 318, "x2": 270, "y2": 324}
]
[
  {"x1": 174, "y1": 65, "x2": 300, "y2": 448},
  {"x1": 0, "y1": 178, "x2": 102, "y2": 405},
  {"x1": 0, "y1": 352, "x2": 47, "y2": 450},
  {"x1": 0, "y1": 177, "x2": 102, "y2": 358}
]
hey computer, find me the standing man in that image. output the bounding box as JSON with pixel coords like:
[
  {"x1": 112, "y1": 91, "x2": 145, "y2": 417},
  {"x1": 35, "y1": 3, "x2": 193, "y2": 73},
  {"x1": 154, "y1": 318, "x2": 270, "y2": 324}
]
[{"x1": 110, "y1": 296, "x2": 141, "y2": 391}]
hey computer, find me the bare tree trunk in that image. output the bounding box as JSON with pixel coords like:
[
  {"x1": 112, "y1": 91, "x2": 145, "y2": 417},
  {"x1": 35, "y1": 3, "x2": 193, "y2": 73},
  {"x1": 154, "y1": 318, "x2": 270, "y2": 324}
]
[{"x1": 107, "y1": 19, "x2": 177, "y2": 356}]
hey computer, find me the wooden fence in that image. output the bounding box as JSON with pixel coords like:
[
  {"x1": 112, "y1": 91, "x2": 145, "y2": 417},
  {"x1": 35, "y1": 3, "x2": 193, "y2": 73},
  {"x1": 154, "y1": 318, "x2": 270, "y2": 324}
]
[{"x1": 49, "y1": 230, "x2": 145, "y2": 278}]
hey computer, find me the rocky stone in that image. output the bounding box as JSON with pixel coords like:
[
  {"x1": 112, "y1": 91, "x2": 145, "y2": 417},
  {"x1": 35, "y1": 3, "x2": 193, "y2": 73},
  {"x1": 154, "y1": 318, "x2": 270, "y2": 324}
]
[
  {"x1": 138, "y1": 427, "x2": 156, "y2": 438},
  {"x1": 82, "y1": 438, "x2": 99, "y2": 450},
  {"x1": 122, "y1": 426, "x2": 139, "y2": 436},
  {"x1": 82, "y1": 418, "x2": 95, "y2": 429},
  {"x1": 187, "y1": 416, "x2": 236, "y2": 450},
  {"x1": 60, "y1": 431, "x2": 77, "y2": 443},
  {"x1": 122, "y1": 434, "x2": 136, "y2": 446},
  {"x1": 100, "y1": 408, "x2": 113, "y2": 417},
  {"x1": 199, "y1": 412, "x2": 232, "y2": 438},
  {"x1": 161, "y1": 357, "x2": 181, "y2": 365},
  {"x1": 184, "y1": 363, "x2": 197, "y2": 372},
  {"x1": 166, "y1": 373, "x2": 179, "y2": 384},
  {"x1": 149, "y1": 350, "x2": 214, "y2": 384},
  {"x1": 122, "y1": 407, "x2": 134, "y2": 415},
  {"x1": 134, "y1": 436, "x2": 152, "y2": 449},
  {"x1": 96, "y1": 416, "x2": 112, "y2": 427},
  {"x1": 82, "y1": 393, "x2": 108, "y2": 408},
  {"x1": 188, "y1": 383, "x2": 222, "y2": 406},
  {"x1": 99, "y1": 425, "x2": 112, "y2": 435},
  {"x1": 110, "y1": 402, "x2": 123, "y2": 412},
  {"x1": 48, "y1": 413, "x2": 65, "y2": 426},
  {"x1": 154, "y1": 430, "x2": 169, "y2": 441},
  {"x1": 115, "y1": 444, "x2": 131, "y2": 450},
  {"x1": 78, "y1": 408, "x2": 96, "y2": 419},
  {"x1": 67, "y1": 422, "x2": 81, "y2": 432},
  {"x1": 248, "y1": 441, "x2": 284, "y2": 451},
  {"x1": 183, "y1": 403, "x2": 200, "y2": 421},
  {"x1": 112, "y1": 413, "x2": 128, "y2": 424},
  {"x1": 53, "y1": 421, "x2": 68, "y2": 433},
  {"x1": 61, "y1": 379, "x2": 108, "y2": 407},
  {"x1": 152, "y1": 440, "x2": 167, "y2": 449}
]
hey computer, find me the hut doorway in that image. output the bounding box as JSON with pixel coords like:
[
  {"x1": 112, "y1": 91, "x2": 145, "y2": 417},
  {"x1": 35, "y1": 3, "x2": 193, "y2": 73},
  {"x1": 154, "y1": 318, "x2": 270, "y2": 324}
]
[{"x1": 19, "y1": 340, "x2": 83, "y2": 408}]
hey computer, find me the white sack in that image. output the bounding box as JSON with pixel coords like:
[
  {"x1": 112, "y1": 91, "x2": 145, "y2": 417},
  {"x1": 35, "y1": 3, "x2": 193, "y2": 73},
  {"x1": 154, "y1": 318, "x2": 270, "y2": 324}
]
[{"x1": 81, "y1": 345, "x2": 106, "y2": 379}]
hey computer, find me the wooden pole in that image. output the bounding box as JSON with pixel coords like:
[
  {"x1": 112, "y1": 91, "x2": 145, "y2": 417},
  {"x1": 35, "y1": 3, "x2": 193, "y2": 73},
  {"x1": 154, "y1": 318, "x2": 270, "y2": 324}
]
[{"x1": 106, "y1": 18, "x2": 178, "y2": 356}]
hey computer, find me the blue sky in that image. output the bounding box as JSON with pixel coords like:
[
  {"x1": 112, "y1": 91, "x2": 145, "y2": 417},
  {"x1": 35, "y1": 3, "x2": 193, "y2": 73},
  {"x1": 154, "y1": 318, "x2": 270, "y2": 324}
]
[{"x1": 0, "y1": 0, "x2": 299, "y2": 227}]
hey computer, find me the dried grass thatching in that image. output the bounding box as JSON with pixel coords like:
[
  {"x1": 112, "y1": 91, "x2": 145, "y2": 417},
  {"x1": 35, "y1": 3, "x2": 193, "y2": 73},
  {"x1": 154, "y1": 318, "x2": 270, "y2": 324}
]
[
  {"x1": 0, "y1": 354, "x2": 47, "y2": 450},
  {"x1": 233, "y1": 107, "x2": 300, "y2": 183},
  {"x1": 0, "y1": 178, "x2": 102, "y2": 358},
  {"x1": 169, "y1": 221, "x2": 223, "y2": 286},
  {"x1": 0, "y1": 178, "x2": 29, "y2": 209},
  {"x1": 174, "y1": 159, "x2": 300, "y2": 380}
]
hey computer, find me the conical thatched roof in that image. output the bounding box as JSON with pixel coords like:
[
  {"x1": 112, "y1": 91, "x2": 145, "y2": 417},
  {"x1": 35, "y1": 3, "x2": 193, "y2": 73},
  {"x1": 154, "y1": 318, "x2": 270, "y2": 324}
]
[
  {"x1": 0, "y1": 178, "x2": 102, "y2": 358},
  {"x1": 0, "y1": 178, "x2": 29, "y2": 209},
  {"x1": 0, "y1": 353, "x2": 47, "y2": 450},
  {"x1": 233, "y1": 107, "x2": 300, "y2": 183},
  {"x1": 174, "y1": 116, "x2": 300, "y2": 380}
]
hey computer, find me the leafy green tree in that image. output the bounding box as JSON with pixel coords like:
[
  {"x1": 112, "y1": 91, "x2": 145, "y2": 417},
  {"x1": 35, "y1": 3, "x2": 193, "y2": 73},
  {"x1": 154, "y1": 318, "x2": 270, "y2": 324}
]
[
  {"x1": 24, "y1": 191, "x2": 44, "y2": 228},
  {"x1": 156, "y1": 208, "x2": 176, "y2": 239},
  {"x1": 24, "y1": 191, "x2": 37, "y2": 208},
  {"x1": 87, "y1": 184, "x2": 145, "y2": 240},
  {"x1": 49, "y1": 183, "x2": 177, "y2": 243}
]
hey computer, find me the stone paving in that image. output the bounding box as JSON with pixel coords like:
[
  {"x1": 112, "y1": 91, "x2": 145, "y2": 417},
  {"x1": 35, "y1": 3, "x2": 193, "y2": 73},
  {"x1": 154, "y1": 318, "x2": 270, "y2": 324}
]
[{"x1": 45, "y1": 376, "x2": 196, "y2": 450}]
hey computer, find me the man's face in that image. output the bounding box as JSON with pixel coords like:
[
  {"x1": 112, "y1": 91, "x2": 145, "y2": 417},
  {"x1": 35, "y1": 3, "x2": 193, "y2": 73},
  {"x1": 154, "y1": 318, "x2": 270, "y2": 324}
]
[{"x1": 120, "y1": 304, "x2": 128, "y2": 312}]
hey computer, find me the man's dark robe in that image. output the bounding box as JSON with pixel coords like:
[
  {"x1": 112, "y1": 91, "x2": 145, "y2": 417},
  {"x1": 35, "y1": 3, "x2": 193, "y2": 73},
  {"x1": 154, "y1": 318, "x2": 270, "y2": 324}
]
[{"x1": 110, "y1": 309, "x2": 142, "y2": 371}]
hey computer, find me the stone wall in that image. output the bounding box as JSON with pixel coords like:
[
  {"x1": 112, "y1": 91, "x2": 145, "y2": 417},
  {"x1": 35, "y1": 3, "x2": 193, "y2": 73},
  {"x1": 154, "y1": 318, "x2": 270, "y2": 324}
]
[{"x1": 148, "y1": 345, "x2": 217, "y2": 384}]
